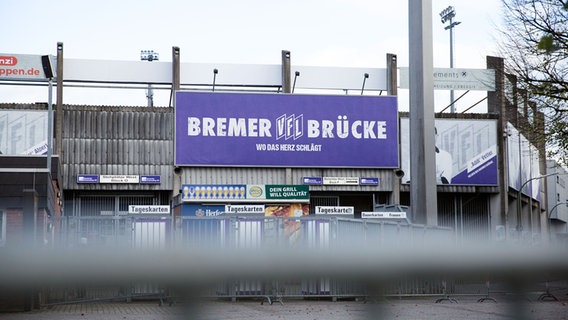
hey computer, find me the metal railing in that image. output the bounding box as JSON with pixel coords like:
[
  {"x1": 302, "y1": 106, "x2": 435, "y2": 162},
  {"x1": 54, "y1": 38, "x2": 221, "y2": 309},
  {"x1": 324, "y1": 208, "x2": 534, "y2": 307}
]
[
  {"x1": 2, "y1": 214, "x2": 561, "y2": 307},
  {"x1": 38, "y1": 214, "x2": 460, "y2": 304}
]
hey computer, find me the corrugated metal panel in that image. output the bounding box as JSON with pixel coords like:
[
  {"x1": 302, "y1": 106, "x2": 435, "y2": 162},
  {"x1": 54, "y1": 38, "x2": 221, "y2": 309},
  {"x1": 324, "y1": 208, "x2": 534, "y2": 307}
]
[
  {"x1": 180, "y1": 167, "x2": 395, "y2": 192},
  {"x1": 62, "y1": 106, "x2": 173, "y2": 190},
  {"x1": 400, "y1": 184, "x2": 498, "y2": 194},
  {"x1": 182, "y1": 167, "x2": 286, "y2": 185}
]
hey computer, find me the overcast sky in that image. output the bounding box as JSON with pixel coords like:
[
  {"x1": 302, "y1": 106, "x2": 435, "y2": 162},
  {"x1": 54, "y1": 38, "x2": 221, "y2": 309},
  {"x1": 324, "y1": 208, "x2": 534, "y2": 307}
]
[{"x1": 2, "y1": 0, "x2": 504, "y2": 111}]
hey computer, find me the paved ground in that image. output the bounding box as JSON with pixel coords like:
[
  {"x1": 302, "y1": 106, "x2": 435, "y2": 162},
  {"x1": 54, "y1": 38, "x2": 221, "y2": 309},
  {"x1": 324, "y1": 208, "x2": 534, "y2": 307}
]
[{"x1": 1, "y1": 295, "x2": 568, "y2": 320}]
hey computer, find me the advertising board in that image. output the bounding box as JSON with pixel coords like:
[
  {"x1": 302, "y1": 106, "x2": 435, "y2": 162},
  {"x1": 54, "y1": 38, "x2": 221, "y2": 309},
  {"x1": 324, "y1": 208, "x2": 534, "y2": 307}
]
[
  {"x1": 175, "y1": 92, "x2": 399, "y2": 168},
  {"x1": 0, "y1": 110, "x2": 47, "y2": 155},
  {"x1": 0, "y1": 54, "x2": 56, "y2": 81},
  {"x1": 507, "y1": 122, "x2": 541, "y2": 200},
  {"x1": 400, "y1": 118, "x2": 498, "y2": 186},
  {"x1": 399, "y1": 67, "x2": 495, "y2": 91},
  {"x1": 181, "y1": 184, "x2": 309, "y2": 203}
]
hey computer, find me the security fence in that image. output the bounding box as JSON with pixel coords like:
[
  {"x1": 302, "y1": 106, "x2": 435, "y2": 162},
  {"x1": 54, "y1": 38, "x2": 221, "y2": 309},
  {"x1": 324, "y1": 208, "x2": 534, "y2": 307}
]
[
  {"x1": 40, "y1": 214, "x2": 566, "y2": 305},
  {"x1": 49, "y1": 215, "x2": 172, "y2": 250}
]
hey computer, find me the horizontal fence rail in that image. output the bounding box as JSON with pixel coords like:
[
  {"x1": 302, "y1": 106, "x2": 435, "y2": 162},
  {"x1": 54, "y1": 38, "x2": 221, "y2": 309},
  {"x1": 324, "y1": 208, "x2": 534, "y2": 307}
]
[{"x1": 5, "y1": 215, "x2": 566, "y2": 306}]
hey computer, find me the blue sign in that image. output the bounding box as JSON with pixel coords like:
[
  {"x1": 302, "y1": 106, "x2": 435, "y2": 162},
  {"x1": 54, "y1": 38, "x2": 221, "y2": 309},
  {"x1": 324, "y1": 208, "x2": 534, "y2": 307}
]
[
  {"x1": 77, "y1": 175, "x2": 98, "y2": 183},
  {"x1": 140, "y1": 175, "x2": 161, "y2": 184},
  {"x1": 182, "y1": 204, "x2": 225, "y2": 217},
  {"x1": 175, "y1": 92, "x2": 399, "y2": 168},
  {"x1": 360, "y1": 177, "x2": 379, "y2": 185},
  {"x1": 181, "y1": 184, "x2": 247, "y2": 201},
  {"x1": 302, "y1": 177, "x2": 323, "y2": 185}
]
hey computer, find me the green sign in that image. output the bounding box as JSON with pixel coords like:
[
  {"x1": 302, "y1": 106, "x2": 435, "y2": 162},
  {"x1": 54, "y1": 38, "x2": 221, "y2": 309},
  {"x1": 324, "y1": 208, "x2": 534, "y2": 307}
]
[{"x1": 265, "y1": 185, "x2": 309, "y2": 200}]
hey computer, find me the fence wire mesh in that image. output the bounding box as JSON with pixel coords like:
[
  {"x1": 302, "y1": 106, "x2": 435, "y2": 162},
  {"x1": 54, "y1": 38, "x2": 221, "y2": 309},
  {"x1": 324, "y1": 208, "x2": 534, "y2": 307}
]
[{"x1": 2, "y1": 214, "x2": 567, "y2": 311}]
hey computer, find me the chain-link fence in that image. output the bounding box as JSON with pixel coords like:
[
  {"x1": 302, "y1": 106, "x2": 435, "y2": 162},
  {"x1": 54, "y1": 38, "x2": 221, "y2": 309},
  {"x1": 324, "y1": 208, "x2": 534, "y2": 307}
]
[{"x1": 38, "y1": 214, "x2": 468, "y2": 304}]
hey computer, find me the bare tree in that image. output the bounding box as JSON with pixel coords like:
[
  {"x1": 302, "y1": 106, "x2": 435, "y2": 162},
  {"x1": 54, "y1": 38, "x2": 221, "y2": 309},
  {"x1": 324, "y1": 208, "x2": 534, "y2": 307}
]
[{"x1": 499, "y1": 0, "x2": 568, "y2": 164}]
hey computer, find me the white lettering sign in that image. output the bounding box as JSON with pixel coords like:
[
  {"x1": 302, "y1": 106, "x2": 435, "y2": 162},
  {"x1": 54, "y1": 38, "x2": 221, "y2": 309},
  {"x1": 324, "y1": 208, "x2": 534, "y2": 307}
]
[
  {"x1": 468, "y1": 145, "x2": 497, "y2": 173},
  {"x1": 399, "y1": 68, "x2": 495, "y2": 91},
  {"x1": 225, "y1": 204, "x2": 265, "y2": 214},
  {"x1": 100, "y1": 175, "x2": 140, "y2": 183},
  {"x1": 361, "y1": 211, "x2": 407, "y2": 219},
  {"x1": 128, "y1": 205, "x2": 170, "y2": 214},
  {"x1": 323, "y1": 177, "x2": 360, "y2": 185},
  {"x1": 188, "y1": 115, "x2": 387, "y2": 140},
  {"x1": 188, "y1": 117, "x2": 272, "y2": 137},
  {"x1": 315, "y1": 206, "x2": 354, "y2": 215}
]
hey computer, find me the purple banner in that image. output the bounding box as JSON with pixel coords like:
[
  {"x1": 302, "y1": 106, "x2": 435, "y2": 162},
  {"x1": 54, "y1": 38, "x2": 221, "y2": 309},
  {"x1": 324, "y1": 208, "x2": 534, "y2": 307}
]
[
  {"x1": 140, "y1": 175, "x2": 161, "y2": 184},
  {"x1": 77, "y1": 175, "x2": 98, "y2": 183},
  {"x1": 175, "y1": 92, "x2": 399, "y2": 168},
  {"x1": 302, "y1": 177, "x2": 323, "y2": 185},
  {"x1": 360, "y1": 177, "x2": 379, "y2": 185}
]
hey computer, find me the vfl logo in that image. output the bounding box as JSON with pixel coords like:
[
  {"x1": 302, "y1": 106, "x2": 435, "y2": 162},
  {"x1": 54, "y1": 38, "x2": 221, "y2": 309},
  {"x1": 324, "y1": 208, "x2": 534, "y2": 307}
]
[{"x1": 276, "y1": 114, "x2": 303, "y2": 140}]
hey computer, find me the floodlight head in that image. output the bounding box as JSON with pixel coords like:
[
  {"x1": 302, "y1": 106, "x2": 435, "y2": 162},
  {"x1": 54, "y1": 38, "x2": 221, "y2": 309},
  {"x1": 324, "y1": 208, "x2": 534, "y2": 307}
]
[
  {"x1": 41, "y1": 55, "x2": 54, "y2": 79},
  {"x1": 440, "y1": 6, "x2": 456, "y2": 24},
  {"x1": 141, "y1": 50, "x2": 159, "y2": 62}
]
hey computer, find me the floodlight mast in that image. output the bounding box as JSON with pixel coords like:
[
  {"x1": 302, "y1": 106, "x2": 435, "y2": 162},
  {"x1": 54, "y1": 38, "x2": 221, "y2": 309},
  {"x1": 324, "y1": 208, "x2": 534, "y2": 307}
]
[
  {"x1": 140, "y1": 50, "x2": 159, "y2": 107},
  {"x1": 439, "y1": 6, "x2": 461, "y2": 113}
]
